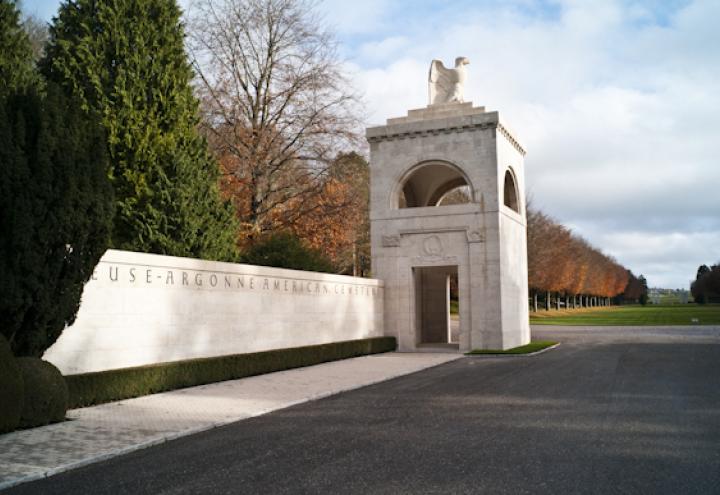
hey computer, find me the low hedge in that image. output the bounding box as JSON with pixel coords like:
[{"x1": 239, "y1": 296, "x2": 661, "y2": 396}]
[
  {"x1": 0, "y1": 335, "x2": 23, "y2": 433},
  {"x1": 66, "y1": 336, "x2": 396, "y2": 409}
]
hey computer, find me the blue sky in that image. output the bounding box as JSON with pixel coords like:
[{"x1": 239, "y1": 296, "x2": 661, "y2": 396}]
[{"x1": 21, "y1": 0, "x2": 719, "y2": 289}]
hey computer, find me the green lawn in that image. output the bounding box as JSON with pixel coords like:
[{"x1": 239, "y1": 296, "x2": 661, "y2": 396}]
[
  {"x1": 530, "y1": 304, "x2": 720, "y2": 326},
  {"x1": 467, "y1": 340, "x2": 558, "y2": 355},
  {"x1": 450, "y1": 299, "x2": 459, "y2": 315}
]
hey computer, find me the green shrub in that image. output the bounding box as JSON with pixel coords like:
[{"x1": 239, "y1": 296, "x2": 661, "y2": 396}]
[
  {"x1": 241, "y1": 232, "x2": 334, "y2": 273},
  {"x1": 0, "y1": 334, "x2": 23, "y2": 433},
  {"x1": 17, "y1": 358, "x2": 69, "y2": 428},
  {"x1": 66, "y1": 337, "x2": 396, "y2": 408}
]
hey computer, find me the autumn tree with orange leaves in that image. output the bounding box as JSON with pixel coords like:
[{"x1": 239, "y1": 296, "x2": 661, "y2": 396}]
[
  {"x1": 289, "y1": 153, "x2": 371, "y2": 275},
  {"x1": 527, "y1": 207, "x2": 631, "y2": 311}
]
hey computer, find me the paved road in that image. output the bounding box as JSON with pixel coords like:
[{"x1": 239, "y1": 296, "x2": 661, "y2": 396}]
[{"x1": 7, "y1": 326, "x2": 720, "y2": 494}]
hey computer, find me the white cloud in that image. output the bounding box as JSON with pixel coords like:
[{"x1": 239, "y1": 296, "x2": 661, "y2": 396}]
[{"x1": 320, "y1": 0, "x2": 393, "y2": 35}]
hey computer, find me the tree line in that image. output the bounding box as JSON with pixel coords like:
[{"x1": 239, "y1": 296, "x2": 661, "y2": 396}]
[{"x1": 527, "y1": 208, "x2": 647, "y2": 310}]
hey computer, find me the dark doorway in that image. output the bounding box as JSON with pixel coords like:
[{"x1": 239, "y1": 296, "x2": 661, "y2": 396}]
[{"x1": 414, "y1": 265, "x2": 459, "y2": 346}]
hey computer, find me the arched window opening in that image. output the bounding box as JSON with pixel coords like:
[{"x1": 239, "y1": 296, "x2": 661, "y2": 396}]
[
  {"x1": 503, "y1": 170, "x2": 519, "y2": 213},
  {"x1": 398, "y1": 163, "x2": 471, "y2": 208}
]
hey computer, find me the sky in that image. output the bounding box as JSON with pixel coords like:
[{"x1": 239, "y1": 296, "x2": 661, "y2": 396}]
[{"x1": 23, "y1": 0, "x2": 720, "y2": 289}]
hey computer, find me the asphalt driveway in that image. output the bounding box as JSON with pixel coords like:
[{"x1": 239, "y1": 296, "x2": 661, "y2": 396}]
[{"x1": 7, "y1": 325, "x2": 720, "y2": 494}]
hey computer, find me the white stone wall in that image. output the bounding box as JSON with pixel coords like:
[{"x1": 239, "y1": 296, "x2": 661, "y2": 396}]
[
  {"x1": 43, "y1": 250, "x2": 384, "y2": 374},
  {"x1": 497, "y1": 122, "x2": 531, "y2": 348}
]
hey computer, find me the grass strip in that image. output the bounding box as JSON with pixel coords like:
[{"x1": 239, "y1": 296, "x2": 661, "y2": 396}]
[
  {"x1": 466, "y1": 340, "x2": 557, "y2": 355},
  {"x1": 65, "y1": 337, "x2": 396, "y2": 409},
  {"x1": 530, "y1": 304, "x2": 720, "y2": 326}
]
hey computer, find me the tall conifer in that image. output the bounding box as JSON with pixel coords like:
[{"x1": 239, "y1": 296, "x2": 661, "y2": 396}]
[
  {"x1": 43, "y1": 0, "x2": 238, "y2": 260},
  {"x1": 1, "y1": 0, "x2": 114, "y2": 356},
  {"x1": 0, "y1": 0, "x2": 38, "y2": 95}
]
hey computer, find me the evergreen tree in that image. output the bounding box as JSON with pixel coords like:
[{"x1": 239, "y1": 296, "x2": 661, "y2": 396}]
[
  {"x1": 0, "y1": 82, "x2": 114, "y2": 356},
  {"x1": 638, "y1": 274, "x2": 649, "y2": 306},
  {"x1": 696, "y1": 264, "x2": 710, "y2": 280},
  {"x1": 42, "y1": 0, "x2": 238, "y2": 260},
  {"x1": 0, "y1": 0, "x2": 39, "y2": 95}
]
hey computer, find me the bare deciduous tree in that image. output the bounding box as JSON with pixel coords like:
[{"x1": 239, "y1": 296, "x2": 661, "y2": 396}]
[
  {"x1": 188, "y1": 0, "x2": 361, "y2": 244},
  {"x1": 22, "y1": 13, "x2": 48, "y2": 62}
]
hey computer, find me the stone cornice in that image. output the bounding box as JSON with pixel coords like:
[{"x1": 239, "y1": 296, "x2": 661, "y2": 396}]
[
  {"x1": 497, "y1": 123, "x2": 526, "y2": 156},
  {"x1": 366, "y1": 111, "x2": 526, "y2": 156},
  {"x1": 367, "y1": 120, "x2": 497, "y2": 144}
]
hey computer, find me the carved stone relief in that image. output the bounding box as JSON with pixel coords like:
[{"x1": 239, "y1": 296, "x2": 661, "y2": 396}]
[
  {"x1": 466, "y1": 230, "x2": 485, "y2": 243},
  {"x1": 382, "y1": 234, "x2": 401, "y2": 247},
  {"x1": 422, "y1": 235, "x2": 443, "y2": 256}
]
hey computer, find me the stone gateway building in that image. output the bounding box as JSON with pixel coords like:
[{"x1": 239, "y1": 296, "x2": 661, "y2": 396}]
[{"x1": 367, "y1": 62, "x2": 530, "y2": 352}]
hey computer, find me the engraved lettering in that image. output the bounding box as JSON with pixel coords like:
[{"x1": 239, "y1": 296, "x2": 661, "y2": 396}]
[
  {"x1": 263, "y1": 278, "x2": 269, "y2": 290},
  {"x1": 225, "y1": 275, "x2": 231, "y2": 288},
  {"x1": 182, "y1": 272, "x2": 189, "y2": 286},
  {"x1": 274, "y1": 280, "x2": 281, "y2": 290},
  {"x1": 195, "y1": 273, "x2": 203, "y2": 286},
  {"x1": 209, "y1": 274, "x2": 217, "y2": 287},
  {"x1": 129, "y1": 268, "x2": 136, "y2": 283},
  {"x1": 109, "y1": 266, "x2": 119, "y2": 282},
  {"x1": 145, "y1": 269, "x2": 152, "y2": 283},
  {"x1": 166, "y1": 271, "x2": 174, "y2": 285},
  {"x1": 237, "y1": 276, "x2": 245, "y2": 288}
]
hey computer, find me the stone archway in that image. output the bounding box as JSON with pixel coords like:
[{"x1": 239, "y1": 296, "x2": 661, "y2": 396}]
[{"x1": 397, "y1": 161, "x2": 473, "y2": 208}]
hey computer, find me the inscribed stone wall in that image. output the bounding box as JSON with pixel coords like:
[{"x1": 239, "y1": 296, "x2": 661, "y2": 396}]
[{"x1": 43, "y1": 250, "x2": 384, "y2": 374}]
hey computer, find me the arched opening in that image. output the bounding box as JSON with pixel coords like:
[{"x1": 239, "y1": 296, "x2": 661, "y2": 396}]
[
  {"x1": 503, "y1": 169, "x2": 519, "y2": 213},
  {"x1": 436, "y1": 184, "x2": 472, "y2": 206},
  {"x1": 398, "y1": 162, "x2": 472, "y2": 208}
]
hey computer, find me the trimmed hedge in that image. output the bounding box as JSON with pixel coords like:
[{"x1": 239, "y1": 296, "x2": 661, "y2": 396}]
[
  {"x1": 66, "y1": 337, "x2": 396, "y2": 409},
  {"x1": 17, "y1": 358, "x2": 68, "y2": 428},
  {"x1": 0, "y1": 335, "x2": 23, "y2": 433}
]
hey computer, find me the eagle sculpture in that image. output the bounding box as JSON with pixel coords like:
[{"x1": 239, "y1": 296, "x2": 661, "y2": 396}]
[{"x1": 428, "y1": 57, "x2": 470, "y2": 105}]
